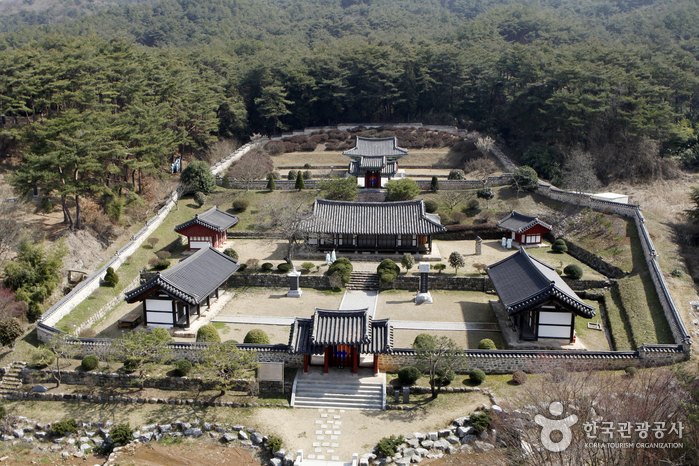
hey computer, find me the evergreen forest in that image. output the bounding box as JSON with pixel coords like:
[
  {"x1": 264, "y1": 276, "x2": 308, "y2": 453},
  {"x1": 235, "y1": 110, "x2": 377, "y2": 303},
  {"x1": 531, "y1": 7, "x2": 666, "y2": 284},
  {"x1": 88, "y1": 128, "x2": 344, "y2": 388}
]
[{"x1": 2, "y1": 0, "x2": 699, "y2": 188}]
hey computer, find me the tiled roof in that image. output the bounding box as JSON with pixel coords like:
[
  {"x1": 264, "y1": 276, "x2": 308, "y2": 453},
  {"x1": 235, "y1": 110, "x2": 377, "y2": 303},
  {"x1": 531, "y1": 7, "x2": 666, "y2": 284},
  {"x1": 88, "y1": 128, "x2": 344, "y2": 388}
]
[
  {"x1": 288, "y1": 310, "x2": 394, "y2": 354},
  {"x1": 348, "y1": 160, "x2": 397, "y2": 176},
  {"x1": 486, "y1": 248, "x2": 596, "y2": 318},
  {"x1": 312, "y1": 308, "x2": 371, "y2": 345},
  {"x1": 360, "y1": 156, "x2": 386, "y2": 169},
  {"x1": 302, "y1": 199, "x2": 446, "y2": 235},
  {"x1": 175, "y1": 206, "x2": 239, "y2": 233},
  {"x1": 343, "y1": 137, "x2": 408, "y2": 158},
  {"x1": 124, "y1": 246, "x2": 239, "y2": 305},
  {"x1": 497, "y1": 211, "x2": 552, "y2": 233}
]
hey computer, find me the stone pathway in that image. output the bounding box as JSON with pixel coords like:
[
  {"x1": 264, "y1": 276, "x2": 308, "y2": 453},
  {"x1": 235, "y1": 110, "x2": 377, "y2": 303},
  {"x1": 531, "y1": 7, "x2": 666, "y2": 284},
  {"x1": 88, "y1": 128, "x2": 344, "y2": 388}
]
[
  {"x1": 308, "y1": 408, "x2": 345, "y2": 462},
  {"x1": 339, "y1": 290, "x2": 379, "y2": 317},
  {"x1": 391, "y1": 321, "x2": 500, "y2": 331}
]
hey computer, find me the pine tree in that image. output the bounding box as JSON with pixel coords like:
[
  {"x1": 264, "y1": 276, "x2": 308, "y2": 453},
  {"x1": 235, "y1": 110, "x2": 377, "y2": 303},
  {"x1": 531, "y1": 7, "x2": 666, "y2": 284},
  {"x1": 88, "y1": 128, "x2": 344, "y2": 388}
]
[{"x1": 295, "y1": 171, "x2": 305, "y2": 191}]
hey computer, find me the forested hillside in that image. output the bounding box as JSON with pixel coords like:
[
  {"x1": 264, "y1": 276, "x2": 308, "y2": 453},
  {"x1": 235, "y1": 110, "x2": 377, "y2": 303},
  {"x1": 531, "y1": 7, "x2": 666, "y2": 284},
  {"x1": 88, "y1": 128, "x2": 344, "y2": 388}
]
[{"x1": 2, "y1": 0, "x2": 699, "y2": 187}]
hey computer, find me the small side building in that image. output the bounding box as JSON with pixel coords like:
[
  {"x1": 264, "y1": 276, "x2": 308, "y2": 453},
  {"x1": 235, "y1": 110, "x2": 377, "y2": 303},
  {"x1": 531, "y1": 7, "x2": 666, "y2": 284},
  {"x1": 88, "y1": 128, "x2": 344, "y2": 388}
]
[
  {"x1": 487, "y1": 248, "x2": 596, "y2": 343},
  {"x1": 288, "y1": 308, "x2": 394, "y2": 374},
  {"x1": 497, "y1": 210, "x2": 552, "y2": 246},
  {"x1": 124, "y1": 246, "x2": 239, "y2": 328},
  {"x1": 302, "y1": 199, "x2": 446, "y2": 254},
  {"x1": 174, "y1": 206, "x2": 239, "y2": 250},
  {"x1": 344, "y1": 136, "x2": 408, "y2": 188}
]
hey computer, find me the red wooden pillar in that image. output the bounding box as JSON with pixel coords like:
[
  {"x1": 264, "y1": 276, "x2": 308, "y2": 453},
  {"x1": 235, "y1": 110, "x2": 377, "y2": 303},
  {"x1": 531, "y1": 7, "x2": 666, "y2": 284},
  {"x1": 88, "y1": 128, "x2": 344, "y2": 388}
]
[
  {"x1": 373, "y1": 354, "x2": 379, "y2": 375},
  {"x1": 352, "y1": 346, "x2": 358, "y2": 374},
  {"x1": 324, "y1": 346, "x2": 330, "y2": 373},
  {"x1": 303, "y1": 355, "x2": 309, "y2": 373}
]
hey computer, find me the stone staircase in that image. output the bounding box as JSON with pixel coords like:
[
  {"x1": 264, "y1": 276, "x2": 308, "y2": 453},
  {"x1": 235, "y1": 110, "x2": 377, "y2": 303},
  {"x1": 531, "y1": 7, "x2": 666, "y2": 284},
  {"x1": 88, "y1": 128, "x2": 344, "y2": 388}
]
[
  {"x1": 292, "y1": 372, "x2": 385, "y2": 411},
  {"x1": 357, "y1": 190, "x2": 387, "y2": 203},
  {"x1": 0, "y1": 361, "x2": 25, "y2": 394},
  {"x1": 346, "y1": 272, "x2": 379, "y2": 291}
]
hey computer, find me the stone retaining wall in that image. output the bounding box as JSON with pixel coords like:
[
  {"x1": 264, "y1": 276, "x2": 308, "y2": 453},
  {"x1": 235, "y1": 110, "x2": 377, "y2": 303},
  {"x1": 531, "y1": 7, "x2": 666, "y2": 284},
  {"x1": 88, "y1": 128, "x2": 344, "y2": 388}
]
[
  {"x1": 20, "y1": 368, "x2": 290, "y2": 393},
  {"x1": 227, "y1": 273, "x2": 331, "y2": 289},
  {"x1": 380, "y1": 275, "x2": 609, "y2": 292},
  {"x1": 563, "y1": 240, "x2": 629, "y2": 279}
]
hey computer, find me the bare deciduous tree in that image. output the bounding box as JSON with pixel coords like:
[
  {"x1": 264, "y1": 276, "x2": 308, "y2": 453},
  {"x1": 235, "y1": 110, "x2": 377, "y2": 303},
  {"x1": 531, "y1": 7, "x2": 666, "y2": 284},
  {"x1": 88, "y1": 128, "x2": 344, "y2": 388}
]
[
  {"x1": 562, "y1": 148, "x2": 601, "y2": 193},
  {"x1": 257, "y1": 196, "x2": 314, "y2": 268},
  {"x1": 228, "y1": 149, "x2": 274, "y2": 191},
  {"x1": 439, "y1": 191, "x2": 462, "y2": 211},
  {"x1": 465, "y1": 157, "x2": 497, "y2": 187},
  {"x1": 199, "y1": 138, "x2": 240, "y2": 165}
]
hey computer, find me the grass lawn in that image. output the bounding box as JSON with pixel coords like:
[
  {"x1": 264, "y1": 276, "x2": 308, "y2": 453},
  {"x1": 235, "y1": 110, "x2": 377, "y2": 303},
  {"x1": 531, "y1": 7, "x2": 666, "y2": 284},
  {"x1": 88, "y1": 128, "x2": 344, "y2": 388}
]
[
  {"x1": 601, "y1": 288, "x2": 634, "y2": 351},
  {"x1": 576, "y1": 299, "x2": 611, "y2": 351}
]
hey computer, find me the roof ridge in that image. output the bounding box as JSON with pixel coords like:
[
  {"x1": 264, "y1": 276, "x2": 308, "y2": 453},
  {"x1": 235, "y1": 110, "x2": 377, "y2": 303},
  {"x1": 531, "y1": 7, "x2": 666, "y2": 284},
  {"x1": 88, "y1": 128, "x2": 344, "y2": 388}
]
[{"x1": 520, "y1": 248, "x2": 556, "y2": 285}]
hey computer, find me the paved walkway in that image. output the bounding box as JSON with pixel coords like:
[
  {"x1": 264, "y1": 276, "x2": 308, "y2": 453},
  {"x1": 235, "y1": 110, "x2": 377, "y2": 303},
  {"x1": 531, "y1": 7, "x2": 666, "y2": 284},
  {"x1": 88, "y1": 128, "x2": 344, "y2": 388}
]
[
  {"x1": 391, "y1": 320, "x2": 500, "y2": 331},
  {"x1": 213, "y1": 315, "x2": 294, "y2": 325},
  {"x1": 339, "y1": 290, "x2": 379, "y2": 317}
]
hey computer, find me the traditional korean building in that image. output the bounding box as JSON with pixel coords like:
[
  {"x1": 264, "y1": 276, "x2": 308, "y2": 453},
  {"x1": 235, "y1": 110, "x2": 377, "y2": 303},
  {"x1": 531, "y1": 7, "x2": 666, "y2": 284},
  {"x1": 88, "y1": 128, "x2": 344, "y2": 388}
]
[
  {"x1": 288, "y1": 308, "x2": 394, "y2": 374},
  {"x1": 343, "y1": 137, "x2": 408, "y2": 188},
  {"x1": 497, "y1": 210, "x2": 552, "y2": 246},
  {"x1": 174, "y1": 206, "x2": 239, "y2": 250},
  {"x1": 487, "y1": 248, "x2": 596, "y2": 343},
  {"x1": 124, "y1": 246, "x2": 239, "y2": 328},
  {"x1": 302, "y1": 199, "x2": 446, "y2": 254}
]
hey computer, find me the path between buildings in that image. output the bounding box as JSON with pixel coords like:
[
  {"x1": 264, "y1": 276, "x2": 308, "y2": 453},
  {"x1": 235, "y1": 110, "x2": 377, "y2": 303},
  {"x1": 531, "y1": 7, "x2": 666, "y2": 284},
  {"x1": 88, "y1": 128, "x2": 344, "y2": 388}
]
[
  {"x1": 339, "y1": 290, "x2": 379, "y2": 317},
  {"x1": 213, "y1": 315, "x2": 295, "y2": 325}
]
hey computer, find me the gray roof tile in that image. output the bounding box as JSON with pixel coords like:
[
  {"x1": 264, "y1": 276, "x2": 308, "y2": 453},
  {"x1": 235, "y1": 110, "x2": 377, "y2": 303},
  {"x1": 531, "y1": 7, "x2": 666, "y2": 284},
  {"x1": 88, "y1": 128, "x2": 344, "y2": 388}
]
[
  {"x1": 343, "y1": 137, "x2": 408, "y2": 158},
  {"x1": 125, "y1": 246, "x2": 239, "y2": 305},
  {"x1": 175, "y1": 206, "x2": 239, "y2": 233},
  {"x1": 486, "y1": 248, "x2": 595, "y2": 318},
  {"x1": 302, "y1": 199, "x2": 446, "y2": 235},
  {"x1": 497, "y1": 210, "x2": 552, "y2": 233},
  {"x1": 348, "y1": 160, "x2": 396, "y2": 176}
]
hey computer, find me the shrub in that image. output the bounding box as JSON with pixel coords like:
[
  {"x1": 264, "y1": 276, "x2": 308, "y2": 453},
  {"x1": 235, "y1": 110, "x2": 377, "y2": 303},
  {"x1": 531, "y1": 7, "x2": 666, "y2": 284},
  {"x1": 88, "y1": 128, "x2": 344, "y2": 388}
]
[
  {"x1": 174, "y1": 359, "x2": 192, "y2": 376},
  {"x1": 266, "y1": 177, "x2": 276, "y2": 191},
  {"x1": 300, "y1": 262, "x2": 315, "y2": 273},
  {"x1": 295, "y1": 171, "x2": 305, "y2": 190},
  {"x1": 564, "y1": 264, "x2": 583, "y2": 279},
  {"x1": 147, "y1": 238, "x2": 160, "y2": 249},
  {"x1": 303, "y1": 163, "x2": 312, "y2": 169},
  {"x1": 625, "y1": 366, "x2": 638, "y2": 378},
  {"x1": 511, "y1": 165, "x2": 539, "y2": 191},
  {"x1": 221, "y1": 176, "x2": 231, "y2": 189},
  {"x1": 512, "y1": 371, "x2": 527, "y2": 385},
  {"x1": 223, "y1": 248, "x2": 239, "y2": 260},
  {"x1": 196, "y1": 324, "x2": 221, "y2": 343},
  {"x1": 265, "y1": 140, "x2": 285, "y2": 155},
  {"x1": 430, "y1": 176, "x2": 439, "y2": 192},
  {"x1": 469, "y1": 368, "x2": 486, "y2": 385},
  {"x1": 52, "y1": 419, "x2": 78, "y2": 436},
  {"x1": 401, "y1": 254, "x2": 414, "y2": 272},
  {"x1": 437, "y1": 368, "x2": 456, "y2": 385},
  {"x1": 376, "y1": 435, "x2": 405, "y2": 458},
  {"x1": 269, "y1": 171, "x2": 281, "y2": 180},
  {"x1": 287, "y1": 170, "x2": 298, "y2": 180},
  {"x1": 327, "y1": 257, "x2": 353, "y2": 283},
  {"x1": 193, "y1": 191, "x2": 206, "y2": 207},
  {"x1": 413, "y1": 333, "x2": 435, "y2": 349},
  {"x1": 156, "y1": 250, "x2": 171, "y2": 260},
  {"x1": 238, "y1": 264, "x2": 247, "y2": 272},
  {"x1": 181, "y1": 161, "x2": 216, "y2": 194},
  {"x1": 244, "y1": 329, "x2": 270, "y2": 344},
  {"x1": 424, "y1": 199, "x2": 439, "y2": 213},
  {"x1": 470, "y1": 410, "x2": 492, "y2": 434},
  {"x1": 261, "y1": 262, "x2": 274, "y2": 272},
  {"x1": 110, "y1": 423, "x2": 133, "y2": 446},
  {"x1": 153, "y1": 259, "x2": 170, "y2": 270},
  {"x1": 151, "y1": 327, "x2": 173, "y2": 342},
  {"x1": 0, "y1": 318, "x2": 23, "y2": 347},
  {"x1": 397, "y1": 366, "x2": 421, "y2": 386},
  {"x1": 232, "y1": 198, "x2": 250, "y2": 212},
  {"x1": 551, "y1": 239, "x2": 568, "y2": 253},
  {"x1": 103, "y1": 267, "x2": 119, "y2": 287},
  {"x1": 464, "y1": 199, "x2": 480, "y2": 211},
  {"x1": 277, "y1": 263, "x2": 291, "y2": 273},
  {"x1": 81, "y1": 354, "x2": 99, "y2": 371},
  {"x1": 432, "y1": 263, "x2": 446, "y2": 273},
  {"x1": 266, "y1": 435, "x2": 283, "y2": 453},
  {"x1": 448, "y1": 169, "x2": 466, "y2": 180},
  {"x1": 246, "y1": 258, "x2": 259, "y2": 270},
  {"x1": 478, "y1": 339, "x2": 496, "y2": 350},
  {"x1": 302, "y1": 170, "x2": 312, "y2": 180},
  {"x1": 551, "y1": 366, "x2": 567, "y2": 383},
  {"x1": 377, "y1": 259, "x2": 400, "y2": 284},
  {"x1": 386, "y1": 179, "x2": 420, "y2": 201}
]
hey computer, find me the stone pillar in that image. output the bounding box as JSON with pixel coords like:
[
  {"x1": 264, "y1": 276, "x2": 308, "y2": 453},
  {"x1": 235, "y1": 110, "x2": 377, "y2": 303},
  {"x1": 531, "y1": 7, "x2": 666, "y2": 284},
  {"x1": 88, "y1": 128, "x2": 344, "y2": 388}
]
[
  {"x1": 394, "y1": 389, "x2": 400, "y2": 403},
  {"x1": 415, "y1": 262, "x2": 433, "y2": 304},
  {"x1": 475, "y1": 236, "x2": 482, "y2": 255},
  {"x1": 402, "y1": 386, "x2": 410, "y2": 403},
  {"x1": 287, "y1": 267, "x2": 302, "y2": 297}
]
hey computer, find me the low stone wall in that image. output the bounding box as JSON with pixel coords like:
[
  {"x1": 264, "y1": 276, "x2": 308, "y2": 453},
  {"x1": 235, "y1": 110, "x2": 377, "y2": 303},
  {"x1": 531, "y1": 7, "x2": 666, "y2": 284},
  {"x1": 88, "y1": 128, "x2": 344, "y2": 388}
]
[
  {"x1": 227, "y1": 273, "x2": 331, "y2": 289},
  {"x1": 415, "y1": 175, "x2": 513, "y2": 191},
  {"x1": 379, "y1": 345, "x2": 686, "y2": 374},
  {"x1": 226, "y1": 179, "x2": 320, "y2": 190},
  {"x1": 381, "y1": 275, "x2": 492, "y2": 292},
  {"x1": 20, "y1": 368, "x2": 290, "y2": 393},
  {"x1": 563, "y1": 240, "x2": 629, "y2": 279}
]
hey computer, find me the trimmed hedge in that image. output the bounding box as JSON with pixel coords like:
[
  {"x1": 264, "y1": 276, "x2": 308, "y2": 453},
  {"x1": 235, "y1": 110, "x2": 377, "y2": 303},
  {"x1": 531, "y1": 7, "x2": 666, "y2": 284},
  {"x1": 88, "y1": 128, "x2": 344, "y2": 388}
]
[
  {"x1": 326, "y1": 257, "x2": 353, "y2": 283},
  {"x1": 81, "y1": 354, "x2": 99, "y2": 371},
  {"x1": 397, "y1": 366, "x2": 421, "y2": 386},
  {"x1": 244, "y1": 329, "x2": 271, "y2": 344},
  {"x1": 196, "y1": 324, "x2": 221, "y2": 343}
]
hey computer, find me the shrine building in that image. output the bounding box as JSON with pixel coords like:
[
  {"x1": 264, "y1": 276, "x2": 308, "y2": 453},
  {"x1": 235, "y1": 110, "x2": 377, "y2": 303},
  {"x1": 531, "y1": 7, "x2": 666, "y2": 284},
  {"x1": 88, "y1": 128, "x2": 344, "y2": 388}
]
[
  {"x1": 344, "y1": 136, "x2": 408, "y2": 188},
  {"x1": 174, "y1": 206, "x2": 239, "y2": 250},
  {"x1": 497, "y1": 210, "x2": 552, "y2": 246}
]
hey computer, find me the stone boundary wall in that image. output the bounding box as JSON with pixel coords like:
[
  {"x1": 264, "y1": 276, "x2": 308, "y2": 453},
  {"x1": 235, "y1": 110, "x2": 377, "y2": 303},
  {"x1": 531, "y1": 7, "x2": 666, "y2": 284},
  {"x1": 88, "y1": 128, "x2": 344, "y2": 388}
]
[
  {"x1": 20, "y1": 368, "x2": 291, "y2": 393},
  {"x1": 379, "y1": 345, "x2": 686, "y2": 374},
  {"x1": 380, "y1": 273, "x2": 609, "y2": 292},
  {"x1": 73, "y1": 275, "x2": 142, "y2": 334},
  {"x1": 227, "y1": 273, "x2": 332, "y2": 289},
  {"x1": 37, "y1": 140, "x2": 263, "y2": 343},
  {"x1": 226, "y1": 179, "x2": 320, "y2": 190},
  {"x1": 563, "y1": 239, "x2": 629, "y2": 279},
  {"x1": 269, "y1": 123, "x2": 461, "y2": 140}
]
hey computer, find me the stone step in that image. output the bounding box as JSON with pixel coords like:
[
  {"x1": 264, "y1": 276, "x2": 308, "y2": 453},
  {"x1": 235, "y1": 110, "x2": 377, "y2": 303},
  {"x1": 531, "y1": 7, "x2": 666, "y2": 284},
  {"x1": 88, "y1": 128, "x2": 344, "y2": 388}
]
[
  {"x1": 295, "y1": 385, "x2": 382, "y2": 397},
  {"x1": 293, "y1": 399, "x2": 383, "y2": 411}
]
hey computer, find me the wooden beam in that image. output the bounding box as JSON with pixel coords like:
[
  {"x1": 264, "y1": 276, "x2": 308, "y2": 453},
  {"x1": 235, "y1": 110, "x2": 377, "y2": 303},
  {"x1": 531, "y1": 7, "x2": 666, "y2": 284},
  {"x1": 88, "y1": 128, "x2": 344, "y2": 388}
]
[{"x1": 303, "y1": 355, "x2": 309, "y2": 373}]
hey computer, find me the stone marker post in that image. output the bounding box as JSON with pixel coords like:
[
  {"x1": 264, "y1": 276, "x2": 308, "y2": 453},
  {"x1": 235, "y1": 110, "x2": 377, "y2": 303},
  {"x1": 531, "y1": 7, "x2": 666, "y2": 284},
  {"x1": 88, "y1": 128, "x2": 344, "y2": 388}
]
[
  {"x1": 402, "y1": 386, "x2": 410, "y2": 404},
  {"x1": 475, "y1": 236, "x2": 482, "y2": 255},
  {"x1": 415, "y1": 262, "x2": 433, "y2": 304},
  {"x1": 287, "y1": 267, "x2": 302, "y2": 298},
  {"x1": 395, "y1": 389, "x2": 400, "y2": 404}
]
